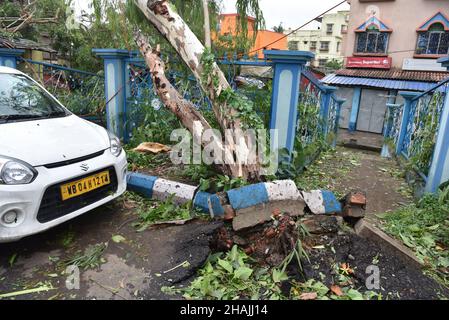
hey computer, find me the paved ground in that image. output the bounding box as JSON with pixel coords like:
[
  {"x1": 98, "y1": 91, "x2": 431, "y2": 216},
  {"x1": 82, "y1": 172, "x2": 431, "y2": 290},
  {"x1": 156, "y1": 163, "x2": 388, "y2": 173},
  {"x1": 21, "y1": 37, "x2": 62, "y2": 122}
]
[
  {"x1": 0, "y1": 200, "x2": 220, "y2": 300},
  {"x1": 297, "y1": 146, "x2": 413, "y2": 222}
]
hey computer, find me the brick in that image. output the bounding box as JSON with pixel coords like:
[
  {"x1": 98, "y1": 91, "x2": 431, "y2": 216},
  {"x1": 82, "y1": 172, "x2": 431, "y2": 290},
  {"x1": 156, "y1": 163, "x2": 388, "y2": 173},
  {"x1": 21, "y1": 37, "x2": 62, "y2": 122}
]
[
  {"x1": 341, "y1": 205, "x2": 365, "y2": 218},
  {"x1": 349, "y1": 192, "x2": 366, "y2": 206}
]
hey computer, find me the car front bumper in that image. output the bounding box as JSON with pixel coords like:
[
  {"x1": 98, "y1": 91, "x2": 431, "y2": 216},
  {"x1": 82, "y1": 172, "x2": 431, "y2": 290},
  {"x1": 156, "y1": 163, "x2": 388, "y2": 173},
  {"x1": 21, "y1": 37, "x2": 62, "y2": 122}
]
[{"x1": 0, "y1": 150, "x2": 127, "y2": 243}]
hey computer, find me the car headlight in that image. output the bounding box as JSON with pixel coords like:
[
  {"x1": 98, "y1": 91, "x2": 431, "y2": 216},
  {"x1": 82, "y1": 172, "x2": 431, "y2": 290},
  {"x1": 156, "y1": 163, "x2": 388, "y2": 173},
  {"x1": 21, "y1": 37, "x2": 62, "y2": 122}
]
[
  {"x1": 108, "y1": 132, "x2": 122, "y2": 157},
  {"x1": 0, "y1": 157, "x2": 37, "y2": 185}
]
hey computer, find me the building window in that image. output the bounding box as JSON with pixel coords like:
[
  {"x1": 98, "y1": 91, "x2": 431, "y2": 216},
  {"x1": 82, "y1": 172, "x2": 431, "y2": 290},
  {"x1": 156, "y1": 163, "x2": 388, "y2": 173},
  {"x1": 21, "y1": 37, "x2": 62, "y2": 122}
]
[
  {"x1": 318, "y1": 59, "x2": 328, "y2": 67},
  {"x1": 310, "y1": 41, "x2": 317, "y2": 50},
  {"x1": 416, "y1": 23, "x2": 449, "y2": 55},
  {"x1": 337, "y1": 42, "x2": 341, "y2": 52},
  {"x1": 326, "y1": 24, "x2": 334, "y2": 34},
  {"x1": 355, "y1": 27, "x2": 389, "y2": 54},
  {"x1": 341, "y1": 25, "x2": 348, "y2": 34},
  {"x1": 320, "y1": 41, "x2": 330, "y2": 52},
  {"x1": 288, "y1": 41, "x2": 299, "y2": 51}
]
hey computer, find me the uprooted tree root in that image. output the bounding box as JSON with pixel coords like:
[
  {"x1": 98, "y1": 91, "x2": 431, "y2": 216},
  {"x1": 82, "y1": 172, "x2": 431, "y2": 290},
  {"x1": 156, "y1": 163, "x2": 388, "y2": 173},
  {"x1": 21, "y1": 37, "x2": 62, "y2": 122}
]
[
  {"x1": 207, "y1": 214, "x2": 449, "y2": 300},
  {"x1": 211, "y1": 213, "x2": 302, "y2": 267}
]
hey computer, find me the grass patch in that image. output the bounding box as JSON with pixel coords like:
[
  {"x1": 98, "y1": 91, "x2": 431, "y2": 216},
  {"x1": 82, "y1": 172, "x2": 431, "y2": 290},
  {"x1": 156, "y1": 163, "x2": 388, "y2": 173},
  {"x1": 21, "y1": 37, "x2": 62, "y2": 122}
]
[{"x1": 380, "y1": 191, "x2": 449, "y2": 288}]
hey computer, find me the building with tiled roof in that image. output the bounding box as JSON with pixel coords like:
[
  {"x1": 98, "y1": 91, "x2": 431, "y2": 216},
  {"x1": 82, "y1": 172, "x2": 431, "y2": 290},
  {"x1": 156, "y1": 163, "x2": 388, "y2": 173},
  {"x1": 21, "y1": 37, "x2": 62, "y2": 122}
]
[{"x1": 322, "y1": 0, "x2": 449, "y2": 135}]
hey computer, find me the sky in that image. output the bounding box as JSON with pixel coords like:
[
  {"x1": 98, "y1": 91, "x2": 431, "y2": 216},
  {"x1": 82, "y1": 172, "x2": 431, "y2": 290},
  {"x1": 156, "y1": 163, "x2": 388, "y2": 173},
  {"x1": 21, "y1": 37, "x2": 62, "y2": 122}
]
[
  {"x1": 222, "y1": 0, "x2": 350, "y2": 30},
  {"x1": 73, "y1": 0, "x2": 350, "y2": 31}
]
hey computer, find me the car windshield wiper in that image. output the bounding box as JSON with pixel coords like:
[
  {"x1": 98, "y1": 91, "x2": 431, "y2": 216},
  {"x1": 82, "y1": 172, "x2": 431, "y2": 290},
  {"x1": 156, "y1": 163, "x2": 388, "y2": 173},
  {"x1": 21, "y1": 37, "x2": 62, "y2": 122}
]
[
  {"x1": 45, "y1": 111, "x2": 69, "y2": 118},
  {"x1": 0, "y1": 114, "x2": 46, "y2": 122}
]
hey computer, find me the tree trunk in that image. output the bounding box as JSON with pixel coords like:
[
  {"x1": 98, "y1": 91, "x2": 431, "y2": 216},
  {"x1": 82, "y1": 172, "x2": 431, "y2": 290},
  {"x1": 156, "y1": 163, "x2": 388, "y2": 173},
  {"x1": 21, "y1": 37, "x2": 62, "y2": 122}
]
[
  {"x1": 202, "y1": 0, "x2": 211, "y2": 49},
  {"x1": 133, "y1": 0, "x2": 262, "y2": 181}
]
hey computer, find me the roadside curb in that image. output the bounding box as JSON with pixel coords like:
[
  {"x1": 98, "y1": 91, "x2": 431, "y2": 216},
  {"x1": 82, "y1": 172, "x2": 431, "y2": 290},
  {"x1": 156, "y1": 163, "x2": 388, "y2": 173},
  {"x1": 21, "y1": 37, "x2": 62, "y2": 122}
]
[
  {"x1": 126, "y1": 172, "x2": 342, "y2": 218},
  {"x1": 355, "y1": 220, "x2": 423, "y2": 269}
]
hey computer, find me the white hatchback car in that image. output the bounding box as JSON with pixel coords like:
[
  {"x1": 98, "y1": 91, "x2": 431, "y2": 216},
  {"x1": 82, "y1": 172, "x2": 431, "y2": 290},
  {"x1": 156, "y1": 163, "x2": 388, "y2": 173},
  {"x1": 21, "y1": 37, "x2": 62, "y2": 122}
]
[{"x1": 0, "y1": 66, "x2": 127, "y2": 242}]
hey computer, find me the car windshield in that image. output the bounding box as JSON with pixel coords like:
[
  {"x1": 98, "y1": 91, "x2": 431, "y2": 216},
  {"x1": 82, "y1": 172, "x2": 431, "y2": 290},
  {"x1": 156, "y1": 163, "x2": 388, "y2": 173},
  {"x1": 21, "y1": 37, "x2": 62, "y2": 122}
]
[{"x1": 0, "y1": 73, "x2": 69, "y2": 124}]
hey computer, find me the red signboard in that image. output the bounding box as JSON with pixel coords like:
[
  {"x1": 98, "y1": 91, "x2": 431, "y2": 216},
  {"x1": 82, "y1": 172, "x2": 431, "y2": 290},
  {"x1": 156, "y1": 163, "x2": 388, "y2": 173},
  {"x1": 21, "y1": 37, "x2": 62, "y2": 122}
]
[{"x1": 346, "y1": 57, "x2": 392, "y2": 69}]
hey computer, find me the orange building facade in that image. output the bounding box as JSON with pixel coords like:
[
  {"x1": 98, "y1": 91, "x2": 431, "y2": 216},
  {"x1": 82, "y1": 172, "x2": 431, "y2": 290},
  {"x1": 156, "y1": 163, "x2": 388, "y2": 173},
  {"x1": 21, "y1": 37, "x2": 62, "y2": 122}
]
[{"x1": 214, "y1": 14, "x2": 287, "y2": 58}]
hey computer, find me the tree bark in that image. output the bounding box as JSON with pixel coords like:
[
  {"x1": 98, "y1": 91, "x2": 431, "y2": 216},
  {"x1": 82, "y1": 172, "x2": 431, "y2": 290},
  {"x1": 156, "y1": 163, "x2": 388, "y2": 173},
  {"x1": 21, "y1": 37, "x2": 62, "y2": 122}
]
[
  {"x1": 133, "y1": 0, "x2": 262, "y2": 181},
  {"x1": 135, "y1": 32, "x2": 248, "y2": 178},
  {"x1": 202, "y1": 0, "x2": 212, "y2": 49}
]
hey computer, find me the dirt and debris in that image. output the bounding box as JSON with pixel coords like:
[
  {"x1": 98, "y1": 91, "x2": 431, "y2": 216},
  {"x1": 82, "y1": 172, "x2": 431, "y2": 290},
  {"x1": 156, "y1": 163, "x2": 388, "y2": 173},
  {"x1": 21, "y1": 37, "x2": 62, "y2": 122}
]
[
  {"x1": 133, "y1": 142, "x2": 171, "y2": 154},
  {"x1": 208, "y1": 192, "x2": 449, "y2": 300}
]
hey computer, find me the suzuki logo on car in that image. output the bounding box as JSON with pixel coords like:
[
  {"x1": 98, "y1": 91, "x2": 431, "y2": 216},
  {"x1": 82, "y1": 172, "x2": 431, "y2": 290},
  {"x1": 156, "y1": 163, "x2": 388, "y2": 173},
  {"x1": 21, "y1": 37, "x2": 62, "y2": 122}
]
[{"x1": 80, "y1": 163, "x2": 89, "y2": 172}]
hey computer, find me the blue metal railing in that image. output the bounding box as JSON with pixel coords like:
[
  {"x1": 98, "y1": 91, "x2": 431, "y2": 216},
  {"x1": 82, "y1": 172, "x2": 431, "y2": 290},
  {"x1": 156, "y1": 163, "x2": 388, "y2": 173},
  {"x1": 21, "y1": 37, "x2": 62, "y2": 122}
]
[{"x1": 385, "y1": 77, "x2": 449, "y2": 178}]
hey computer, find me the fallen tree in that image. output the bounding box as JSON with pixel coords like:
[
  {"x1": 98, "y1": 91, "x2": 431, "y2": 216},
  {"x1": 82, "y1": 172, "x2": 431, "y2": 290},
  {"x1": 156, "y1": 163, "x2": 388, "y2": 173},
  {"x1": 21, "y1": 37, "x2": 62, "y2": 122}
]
[{"x1": 132, "y1": 0, "x2": 263, "y2": 181}]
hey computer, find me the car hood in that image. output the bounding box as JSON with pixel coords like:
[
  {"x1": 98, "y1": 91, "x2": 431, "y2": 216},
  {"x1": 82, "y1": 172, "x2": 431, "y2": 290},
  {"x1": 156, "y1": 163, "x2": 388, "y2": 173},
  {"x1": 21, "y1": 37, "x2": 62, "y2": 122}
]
[{"x1": 0, "y1": 115, "x2": 110, "y2": 167}]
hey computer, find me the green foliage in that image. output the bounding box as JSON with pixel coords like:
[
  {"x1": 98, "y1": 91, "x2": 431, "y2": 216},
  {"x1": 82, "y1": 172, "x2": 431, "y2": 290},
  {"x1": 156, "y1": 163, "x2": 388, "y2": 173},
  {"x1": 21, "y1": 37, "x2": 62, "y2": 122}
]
[
  {"x1": 381, "y1": 190, "x2": 449, "y2": 287},
  {"x1": 277, "y1": 136, "x2": 330, "y2": 180},
  {"x1": 64, "y1": 243, "x2": 107, "y2": 270},
  {"x1": 408, "y1": 92, "x2": 444, "y2": 176},
  {"x1": 162, "y1": 245, "x2": 285, "y2": 300},
  {"x1": 201, "y1": 49, "x2": 265, "y2": 130},
  {"x1": 238, "y1": 81, "x2": 272, "y2": 127},
  {"x1": 325, "y1": 59, "x2": 343, "y2": 70},
  {"x1": 199, "y1": 175, "x2": 249, "y2": 193},
  {"x1": 218, "y1": 88, "x2": 265, "y2": 129},
  {"x1": 133, "y1": 194, "x2": 199, "y2": 232},
  {"x1": 272, "y1": 23, "x2": 284, "y2": 33},
  {"x1": 235, "y1": 0, "x2": 265, "y2": 36},
  {"x1": 290, "y1": 279, "x2": 381, "y2": 300},
  {"x1": 50, "y1": 72, "x2": 105, "y2": 116},
  {"x1": 128, "y1": 95, "x2": 183, "y2": 148}
]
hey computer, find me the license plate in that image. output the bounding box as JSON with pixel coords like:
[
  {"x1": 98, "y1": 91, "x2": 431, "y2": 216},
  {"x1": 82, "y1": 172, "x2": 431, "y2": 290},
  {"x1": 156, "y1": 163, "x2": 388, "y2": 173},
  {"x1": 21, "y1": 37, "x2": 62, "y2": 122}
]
[{"x1": 60, "y1": 171, "x2": 111, "y2": 201}]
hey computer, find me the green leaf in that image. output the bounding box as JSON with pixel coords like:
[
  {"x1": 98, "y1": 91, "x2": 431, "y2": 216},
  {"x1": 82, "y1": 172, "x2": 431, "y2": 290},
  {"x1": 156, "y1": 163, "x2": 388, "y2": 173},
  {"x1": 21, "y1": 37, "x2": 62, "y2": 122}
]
[
  {"x1": 111, "y1": 235, "x2": 126, "y2": 243},
  {"x1": 272, "y1": 269, "x2": 288, "y2": 283},
  {"x1": 8, "y1": 253, "x2": 17, "y2": 267},
  {"x1": 400, "y1": 234, "x2": 415, "y2": 248},
  {"x1": 234, "y1": 267, "x2": 253, "y2": 281},
  {"x1": 346, "y1": 289, "x2": 364, "y2": 300},
  {"x1": 217, "y1": 259, "x2": 233, "y2": 273},
  {"x1": 407, "y1": 224, "x2": 421, "y2": 233},
  {"x1": 420, "y1": 234, "x2": 436, "y2": 247},
  {"x1": 438, "y1": 256, "x2": 449, "y2": 268}
]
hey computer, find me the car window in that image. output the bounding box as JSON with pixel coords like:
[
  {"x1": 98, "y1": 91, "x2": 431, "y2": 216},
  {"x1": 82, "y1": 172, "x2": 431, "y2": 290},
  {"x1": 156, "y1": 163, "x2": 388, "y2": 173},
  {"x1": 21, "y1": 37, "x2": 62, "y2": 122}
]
[{"x1": 0, "y1": 73, "x2": 69, "y2": 123}]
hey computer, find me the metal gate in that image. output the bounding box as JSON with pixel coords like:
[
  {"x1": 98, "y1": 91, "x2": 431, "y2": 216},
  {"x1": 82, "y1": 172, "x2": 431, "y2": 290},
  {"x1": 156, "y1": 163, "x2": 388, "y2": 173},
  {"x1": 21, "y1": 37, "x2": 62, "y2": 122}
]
[{"x1": 356, "y1": 89, "x2": 388, "y2": 133}]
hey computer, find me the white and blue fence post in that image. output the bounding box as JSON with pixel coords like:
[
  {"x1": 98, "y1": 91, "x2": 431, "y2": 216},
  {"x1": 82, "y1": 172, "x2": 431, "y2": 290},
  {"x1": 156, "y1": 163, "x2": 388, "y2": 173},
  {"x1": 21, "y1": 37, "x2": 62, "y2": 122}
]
[
  {"x1": 426, "y1": 57, "x2": 449, "y2": 192},
  {"x1": 381, "y1": 103, "x2": 400, "y2": 158},
  {"x1": 320, "y1": 86, "x2": 337, "y2": 135},
  {"x1": 0, "y1": 48, "x2": 24, "y2": 68},
  {"x1": 92, "y1": 49, "x2": 131, "y2": 140},
  {"x1": 333, "y1": 97, "x2": 345, "y2": 148},
  {"x1": 396, "y1": 91, "x2": 421, "y2": 155},
  {"x1": 265, "y1": 50, "x2": 314, "y2": 154}
]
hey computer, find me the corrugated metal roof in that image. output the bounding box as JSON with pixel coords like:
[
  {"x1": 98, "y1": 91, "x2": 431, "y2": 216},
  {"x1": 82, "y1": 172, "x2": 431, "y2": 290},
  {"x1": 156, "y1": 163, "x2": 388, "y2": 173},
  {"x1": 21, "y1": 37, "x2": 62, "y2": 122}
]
[
  {"x1": 335, "y1": 68, "x2": 449, "y2": 82},
  {"x1": 0, "y1": 37, "x2": 56, "y2": 53},
  {"x1": 322, "y1": 74, "x2": 440, "y2": 91}
]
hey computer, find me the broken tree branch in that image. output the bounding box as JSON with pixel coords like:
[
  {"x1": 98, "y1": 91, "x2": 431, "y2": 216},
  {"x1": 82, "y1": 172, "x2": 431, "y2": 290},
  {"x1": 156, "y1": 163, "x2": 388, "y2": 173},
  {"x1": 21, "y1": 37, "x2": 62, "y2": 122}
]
[{"x1": 133, "y1": 0, "x2": 262, "y2": 180}]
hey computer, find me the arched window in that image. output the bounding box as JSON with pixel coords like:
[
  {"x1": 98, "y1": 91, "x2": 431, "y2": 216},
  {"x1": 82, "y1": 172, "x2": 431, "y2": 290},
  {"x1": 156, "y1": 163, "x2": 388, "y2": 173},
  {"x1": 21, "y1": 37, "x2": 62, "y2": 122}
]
[
  {"x1": 356, "y1": 26, "x2": 389, "y2": 54},
  {"x1": 416, "y1": 12, "x2": 449, "y2": 56},
  {"x1": 416, "y1": 23, "x2": 449, "y2": 55},
  {"x1": 354, "y1": 16, "x2": 392, "y2": 54}
]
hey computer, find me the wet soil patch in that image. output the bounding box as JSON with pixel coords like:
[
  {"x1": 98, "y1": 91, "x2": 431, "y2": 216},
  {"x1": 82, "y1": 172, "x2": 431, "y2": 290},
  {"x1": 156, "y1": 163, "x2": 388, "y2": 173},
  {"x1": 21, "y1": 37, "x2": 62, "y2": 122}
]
[{"x1": 287, "y1": 232, "x2": 449, "y2": 300}]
